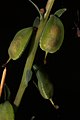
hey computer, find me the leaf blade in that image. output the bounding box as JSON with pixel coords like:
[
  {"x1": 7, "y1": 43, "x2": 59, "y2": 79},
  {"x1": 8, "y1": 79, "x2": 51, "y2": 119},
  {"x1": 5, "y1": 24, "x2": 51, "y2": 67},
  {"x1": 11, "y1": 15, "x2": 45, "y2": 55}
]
[{"x1": 54, "y1": 8, "x2": 67, "y2": 17}]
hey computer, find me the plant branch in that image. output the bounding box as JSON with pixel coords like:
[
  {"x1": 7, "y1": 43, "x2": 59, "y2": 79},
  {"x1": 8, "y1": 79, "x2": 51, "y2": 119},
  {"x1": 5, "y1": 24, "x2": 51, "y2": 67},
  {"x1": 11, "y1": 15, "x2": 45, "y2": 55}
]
[
  {"x1": 14, "y1": 0, "x2": 55, "y2": 107},
  {"x1": 44, "y1": 0, "x2": 55, "y2": 19}
]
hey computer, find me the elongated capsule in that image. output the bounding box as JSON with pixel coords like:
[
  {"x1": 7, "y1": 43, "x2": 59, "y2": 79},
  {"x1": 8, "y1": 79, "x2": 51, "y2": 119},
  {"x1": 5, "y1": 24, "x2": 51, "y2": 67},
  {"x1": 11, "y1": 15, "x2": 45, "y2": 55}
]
[
  {"x1": 33, "y1": 65, "x2": 59, "y2": 109},
  {"x1": 40, "y1": 15, "x2": 64, "y2": 62},
  {"x1": 8, "y1": 27, "x2": 33, "y2": 60}
]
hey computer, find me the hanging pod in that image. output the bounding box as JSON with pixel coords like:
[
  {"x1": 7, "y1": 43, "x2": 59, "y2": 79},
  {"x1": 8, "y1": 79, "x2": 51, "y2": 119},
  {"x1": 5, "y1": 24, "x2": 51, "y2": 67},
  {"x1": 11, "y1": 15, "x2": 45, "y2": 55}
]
[
  {"x1": 8, "y1": 27, "x2": 33, "y2": 60},
  {"x1": 3, "y1": 27, "x2": 33, "y2": 66},
  {"x1": 8, "y1": 15, "x2": 40, "y2": 62},
  {"x1": 39, "y1": 15, "x2": 64, "y2": 62},
  {"x1": 33, "y1": 65, "x2": 59, "y2": 109}
]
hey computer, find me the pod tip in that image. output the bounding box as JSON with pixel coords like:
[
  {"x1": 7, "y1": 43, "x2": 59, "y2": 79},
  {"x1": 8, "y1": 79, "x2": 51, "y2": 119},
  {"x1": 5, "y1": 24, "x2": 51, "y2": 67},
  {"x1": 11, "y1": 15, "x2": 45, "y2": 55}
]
[
  {"x1": 49, "y1": 98, "x2": 59, "y2": 109},
  {"x1": 2, "y1": 58, "x2": 11, "y2": 67}
]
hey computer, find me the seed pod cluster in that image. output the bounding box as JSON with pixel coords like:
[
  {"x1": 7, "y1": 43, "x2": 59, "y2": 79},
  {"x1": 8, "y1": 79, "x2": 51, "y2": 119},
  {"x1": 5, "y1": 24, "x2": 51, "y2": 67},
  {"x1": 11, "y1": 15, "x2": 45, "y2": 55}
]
[{"x1": 40, "y1": 15, "x2": 64, "y2": 61}]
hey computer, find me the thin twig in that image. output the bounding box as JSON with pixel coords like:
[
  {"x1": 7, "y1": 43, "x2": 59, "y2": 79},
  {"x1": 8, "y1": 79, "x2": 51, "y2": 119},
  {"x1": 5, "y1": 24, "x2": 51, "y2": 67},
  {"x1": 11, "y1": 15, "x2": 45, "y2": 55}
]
[{"x1": 0, "y1": 67, "x2": 7, "y2": 97}]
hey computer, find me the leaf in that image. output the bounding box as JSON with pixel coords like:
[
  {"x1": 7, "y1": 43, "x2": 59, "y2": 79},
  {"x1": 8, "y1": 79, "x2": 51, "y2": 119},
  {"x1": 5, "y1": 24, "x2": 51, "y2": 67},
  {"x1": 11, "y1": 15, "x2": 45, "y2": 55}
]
[
  {"x1": 0, "y1": 101, "x2": 14, "y2": 120},
  {"x1": 54, "y1": 8, "x2": 67, "y2": 17}
]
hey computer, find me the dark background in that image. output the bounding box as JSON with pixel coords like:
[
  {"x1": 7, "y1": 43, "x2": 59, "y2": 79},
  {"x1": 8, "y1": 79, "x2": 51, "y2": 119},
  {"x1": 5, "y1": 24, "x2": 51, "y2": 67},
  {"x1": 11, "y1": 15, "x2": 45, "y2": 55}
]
[{"x1": 0, "y1": 0, "x2": 80, "y2": 120}]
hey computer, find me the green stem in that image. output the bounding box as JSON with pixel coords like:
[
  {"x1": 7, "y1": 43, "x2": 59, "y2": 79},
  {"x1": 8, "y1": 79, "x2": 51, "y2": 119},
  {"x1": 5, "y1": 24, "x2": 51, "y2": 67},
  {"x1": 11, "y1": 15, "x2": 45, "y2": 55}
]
[
  {"x1": 28, "y1": 0, "x2": 42, "y2": 20},
  {"x1": 49, "y1": 98, "x2": 59, "y2": 109},
  {"x1": 44, "y1": 0, "x2": 55, "y2": 19},
  {"x1": 14, "y1": 0, "x2": 55, "y2": 107}
]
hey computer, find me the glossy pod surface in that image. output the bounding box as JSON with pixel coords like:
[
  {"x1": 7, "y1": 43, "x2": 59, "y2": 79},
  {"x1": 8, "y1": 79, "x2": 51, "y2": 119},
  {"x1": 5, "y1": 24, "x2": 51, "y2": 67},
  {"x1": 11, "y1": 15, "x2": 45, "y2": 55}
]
[
  {"x1": 40, "y1": 15, "x2": 64, "y2": 55},
  {"x1": 8, "y1": 27, "x2": 33, "y2": 60}
]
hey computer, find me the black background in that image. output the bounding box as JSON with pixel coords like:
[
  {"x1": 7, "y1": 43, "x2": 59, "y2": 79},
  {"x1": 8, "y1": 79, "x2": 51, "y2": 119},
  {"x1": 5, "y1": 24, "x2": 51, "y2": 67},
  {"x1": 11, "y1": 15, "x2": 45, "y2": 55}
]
[{"x1": 0, "y1": 0, "x2": 80, "y2": 120}]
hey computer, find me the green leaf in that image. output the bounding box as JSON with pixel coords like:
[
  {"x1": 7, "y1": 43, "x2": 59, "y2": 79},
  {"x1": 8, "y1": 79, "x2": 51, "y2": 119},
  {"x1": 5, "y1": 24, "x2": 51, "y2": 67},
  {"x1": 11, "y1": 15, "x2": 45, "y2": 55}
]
[
  {"x1": 54, "y1": 8, "x2": 67, "y2": 17},
  {"x1": 0, "y1": 101, "x2": 14, "y2": 120}
]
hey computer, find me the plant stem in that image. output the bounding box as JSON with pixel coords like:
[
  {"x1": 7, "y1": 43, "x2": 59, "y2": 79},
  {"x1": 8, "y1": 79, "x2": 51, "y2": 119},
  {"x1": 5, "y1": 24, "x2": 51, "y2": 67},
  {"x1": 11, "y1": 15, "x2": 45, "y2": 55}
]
[
  {"x1": 44, "y1": 0, "x2": 55, "y2": 19},
  {"x1": 14, "y1": 0, "x2": 55, "y2": 107},
  {"x1": 49, "y1": 98, "x2": 59, "y2": 109}
]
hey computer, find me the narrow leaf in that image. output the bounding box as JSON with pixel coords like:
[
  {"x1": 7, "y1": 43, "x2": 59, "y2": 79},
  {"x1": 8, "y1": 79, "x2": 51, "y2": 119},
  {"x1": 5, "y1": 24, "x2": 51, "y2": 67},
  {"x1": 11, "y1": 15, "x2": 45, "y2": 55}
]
[{"x1": 54, "y1": 8, "x2": 67, "y2": 17}]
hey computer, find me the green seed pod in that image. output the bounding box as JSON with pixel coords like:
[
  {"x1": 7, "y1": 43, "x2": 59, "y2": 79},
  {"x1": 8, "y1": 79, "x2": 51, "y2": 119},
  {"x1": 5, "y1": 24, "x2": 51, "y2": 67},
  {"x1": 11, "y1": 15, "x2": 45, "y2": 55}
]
[
  {"x1": 0, "y1": 101, "x2": 14, "y2": 120},
  {"x1": 40, "y1": 15, "x2": 64, "y2": 62},
  {"x1": 33, "y1": 65, "x2": 59, "y2": 109},
  {"x1": 37, "y1": 68, "x2": 53, "y2": 99},
  {"x1": 2, "y1": 27, "x2": 33, "y2": 66},
  {"x1": 8, "y1": 27, "x2": 33, "y2": 60}
]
